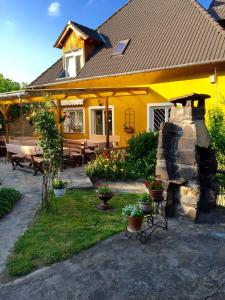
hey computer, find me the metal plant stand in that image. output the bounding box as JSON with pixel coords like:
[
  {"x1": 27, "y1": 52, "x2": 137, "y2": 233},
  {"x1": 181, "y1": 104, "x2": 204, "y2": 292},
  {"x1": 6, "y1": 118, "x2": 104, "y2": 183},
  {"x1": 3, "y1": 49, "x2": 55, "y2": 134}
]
[{"x1": 125, "y1": 200, "x2": 168, "y2": 244}]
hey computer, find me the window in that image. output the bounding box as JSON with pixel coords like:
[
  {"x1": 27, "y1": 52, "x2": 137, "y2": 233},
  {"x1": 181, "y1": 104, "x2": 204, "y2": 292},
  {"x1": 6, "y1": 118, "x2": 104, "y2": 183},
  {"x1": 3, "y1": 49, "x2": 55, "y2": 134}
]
[
  {"x1": 64, "y1": 49, "x2": 84, "y2": 77},
  {"x1": 148, "y1": 104, "x2": 171, "y2": 132},
  {"x1": 63, "y1": 108, "x2": 84, "y2": 133},
  {"x1": 90, "y1": 107, "x2": 113, "y2": 135},
  {"x1": 112, "y1": 39, "x2": 130, "y2": 56}
]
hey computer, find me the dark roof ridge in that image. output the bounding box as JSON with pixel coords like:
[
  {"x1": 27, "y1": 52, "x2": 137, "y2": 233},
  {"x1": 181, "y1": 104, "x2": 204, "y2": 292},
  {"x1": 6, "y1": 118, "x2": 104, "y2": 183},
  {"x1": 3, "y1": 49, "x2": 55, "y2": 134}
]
[
  {"x1": 208, "y1": 0, "x2": 215, "y2": 10},
  {"x1": 29, "y1": 58, "x2": 62, "y2": 86},
  {"x1": 191, "y1": 0, "x2": 225, "y2": 34},
  {"x1": 97, "y1": 0, "x2": 132, "y2": 30}
]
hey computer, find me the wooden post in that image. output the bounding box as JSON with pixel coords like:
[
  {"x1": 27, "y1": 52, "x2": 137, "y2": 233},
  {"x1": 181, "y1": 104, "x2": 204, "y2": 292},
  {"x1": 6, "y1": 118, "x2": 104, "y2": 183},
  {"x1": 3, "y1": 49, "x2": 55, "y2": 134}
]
[
  {"x1": 0, "y1": 104, "x2": 11, "y2": 143},
  {"x1": 105, "y1": 96, "x2": 110, "y2": 149}
]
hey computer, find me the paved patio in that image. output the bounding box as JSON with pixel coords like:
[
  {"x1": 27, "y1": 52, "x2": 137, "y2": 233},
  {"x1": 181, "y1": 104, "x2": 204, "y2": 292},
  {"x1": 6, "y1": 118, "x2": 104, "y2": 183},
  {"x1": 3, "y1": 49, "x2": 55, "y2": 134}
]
[{"x1": 0, "y1": 212, "x2": 225, "y2": 299}]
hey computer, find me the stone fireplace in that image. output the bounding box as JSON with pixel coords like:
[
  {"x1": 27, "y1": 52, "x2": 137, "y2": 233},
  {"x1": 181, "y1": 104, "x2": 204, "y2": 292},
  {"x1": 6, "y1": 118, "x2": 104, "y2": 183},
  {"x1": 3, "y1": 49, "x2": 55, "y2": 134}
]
[{"x1": 156, "y1": 93, "x2": 217, "y2": 221}]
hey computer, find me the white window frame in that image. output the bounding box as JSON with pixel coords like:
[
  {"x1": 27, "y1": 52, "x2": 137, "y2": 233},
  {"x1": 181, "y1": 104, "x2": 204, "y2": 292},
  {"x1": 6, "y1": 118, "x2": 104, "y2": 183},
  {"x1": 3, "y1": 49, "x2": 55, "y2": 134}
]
[
  {"x1": 63, "y1": 107, "x2": 85, "y2": 134},
  {"x1": 64, "y1": 49, "x2": 84, "y2": 77},
  {"x1": 88, "y1": 106, "x2": 115, "y2": 136},
  {"x1": 147, "y1": 103, "x2": 172, "y2": 132}
]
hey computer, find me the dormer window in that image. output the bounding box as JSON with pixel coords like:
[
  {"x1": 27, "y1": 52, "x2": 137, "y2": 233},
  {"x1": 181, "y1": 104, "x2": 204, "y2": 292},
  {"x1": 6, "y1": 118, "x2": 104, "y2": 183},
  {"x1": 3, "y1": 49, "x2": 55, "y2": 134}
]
[{"x1": 64, "y1": 49, "x2": 84, "y2": 77}]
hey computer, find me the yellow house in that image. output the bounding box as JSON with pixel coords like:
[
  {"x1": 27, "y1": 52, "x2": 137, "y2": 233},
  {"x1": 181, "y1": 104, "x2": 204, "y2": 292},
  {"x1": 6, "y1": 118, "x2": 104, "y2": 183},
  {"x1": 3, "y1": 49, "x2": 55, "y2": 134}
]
[{"x1": 1, "y1": 0, "x2": 225, "y2": 146}]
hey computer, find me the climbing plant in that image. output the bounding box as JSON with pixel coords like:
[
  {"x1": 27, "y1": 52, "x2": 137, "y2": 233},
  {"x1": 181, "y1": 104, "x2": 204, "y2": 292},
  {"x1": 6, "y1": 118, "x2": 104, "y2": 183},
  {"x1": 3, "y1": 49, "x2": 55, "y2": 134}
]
[{"x1": 32, "y1": 102, "x2": 61, "y2": 210}]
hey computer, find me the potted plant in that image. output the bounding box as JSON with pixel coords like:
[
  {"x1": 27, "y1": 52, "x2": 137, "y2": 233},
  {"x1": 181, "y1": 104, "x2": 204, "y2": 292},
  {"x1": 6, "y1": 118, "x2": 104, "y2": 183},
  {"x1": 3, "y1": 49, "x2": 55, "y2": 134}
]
[
  {"x1": 96, "y1": 185, "x2": 113, "y2": 210},
  {"x1": 145, "y1": 176, "x2": 164, "y2": 202},
  {"x1": 122, "y1": 204, "x2": 144, "y2": 232},
  {"x1": 124, "y1": 125, "x2": 135, "y2": 134},
  {"x1": 138, "y1": 192, "x2": 152, "y2": 214},
  {"x1": 52, "y1": 178, "x2": 68, "y2": 197}
]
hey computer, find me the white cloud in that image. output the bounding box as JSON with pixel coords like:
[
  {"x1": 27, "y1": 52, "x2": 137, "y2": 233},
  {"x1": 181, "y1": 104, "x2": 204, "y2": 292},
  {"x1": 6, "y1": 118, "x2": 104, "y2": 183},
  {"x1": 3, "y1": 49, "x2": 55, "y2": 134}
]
[
  {"x1": 48, "y1": 2, "x2": 60, "y2": 16},
  {"x1": 5, "y1": 20, "x2": 15, "y2": 26},
  {"x1": 87, "y1": 0, "x2": 94, "y2": 5}
]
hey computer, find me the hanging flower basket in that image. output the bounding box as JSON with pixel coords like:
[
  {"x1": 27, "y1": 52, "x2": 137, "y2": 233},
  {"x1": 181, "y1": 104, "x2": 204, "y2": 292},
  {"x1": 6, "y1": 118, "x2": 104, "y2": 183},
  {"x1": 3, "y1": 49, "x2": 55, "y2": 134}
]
[{"x1": 124, "y1": 126, "x2": 135, "y2": 134}]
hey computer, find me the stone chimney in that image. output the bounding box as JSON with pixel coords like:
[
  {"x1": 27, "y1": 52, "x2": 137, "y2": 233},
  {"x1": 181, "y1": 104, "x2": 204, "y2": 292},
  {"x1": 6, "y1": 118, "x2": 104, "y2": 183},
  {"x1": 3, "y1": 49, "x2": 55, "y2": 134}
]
[{"x1": 156, "y1": 93, "x2": 217, "y2": 221}]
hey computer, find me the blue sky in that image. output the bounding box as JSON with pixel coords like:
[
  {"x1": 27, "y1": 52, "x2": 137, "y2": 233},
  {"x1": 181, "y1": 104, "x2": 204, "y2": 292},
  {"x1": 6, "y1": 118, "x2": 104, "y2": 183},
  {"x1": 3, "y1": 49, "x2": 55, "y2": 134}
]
[{"x1": 0, "y1": 0, "x2": 212, "y2": 84}]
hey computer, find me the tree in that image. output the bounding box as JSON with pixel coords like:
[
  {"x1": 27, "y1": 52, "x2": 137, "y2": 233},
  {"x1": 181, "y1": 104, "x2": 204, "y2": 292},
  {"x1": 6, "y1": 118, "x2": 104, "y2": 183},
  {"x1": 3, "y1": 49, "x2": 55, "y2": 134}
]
[{"x1": 0, "y1": 73, "x2": 20, "y2": 93}]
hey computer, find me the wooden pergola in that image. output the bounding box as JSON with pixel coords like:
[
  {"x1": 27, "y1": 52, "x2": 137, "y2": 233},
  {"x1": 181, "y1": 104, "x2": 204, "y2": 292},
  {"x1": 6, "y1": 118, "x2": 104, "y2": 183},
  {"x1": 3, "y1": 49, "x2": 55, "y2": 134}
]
[{"x1": 0, "y1": 86, "x2": 150, "y2": 147}]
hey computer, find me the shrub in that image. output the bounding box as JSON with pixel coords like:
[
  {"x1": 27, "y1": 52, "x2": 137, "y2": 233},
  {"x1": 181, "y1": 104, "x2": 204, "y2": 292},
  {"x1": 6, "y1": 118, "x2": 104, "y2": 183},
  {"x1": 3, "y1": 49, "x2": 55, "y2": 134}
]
[
  {"x1": 208, "y1": 107, "x2": 225, "y2": 170},
  {"x1": 52, "y1": 179, "x2": 68, "y2": 189},
  {"x1": 0, "y1": 188, "x2": 21, "y2": 218},
  {"x1": 86, "y1": 132, "x2": 158, "y2": 181}
]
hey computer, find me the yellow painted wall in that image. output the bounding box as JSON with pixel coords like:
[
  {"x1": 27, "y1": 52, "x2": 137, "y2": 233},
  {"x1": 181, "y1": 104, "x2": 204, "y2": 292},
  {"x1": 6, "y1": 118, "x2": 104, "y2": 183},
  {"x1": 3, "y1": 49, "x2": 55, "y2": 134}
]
[
  {"x1": 47, "y1": 64, "x2": 225, "y2": 146},
  {"x1": 58, "y1": 67, "x2": 225, "y2": 146}
]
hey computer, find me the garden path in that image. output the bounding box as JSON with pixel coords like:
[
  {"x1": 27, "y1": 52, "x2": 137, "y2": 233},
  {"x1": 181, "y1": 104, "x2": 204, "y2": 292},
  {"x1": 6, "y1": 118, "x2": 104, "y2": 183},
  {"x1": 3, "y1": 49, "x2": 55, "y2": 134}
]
[
  {"x1": 1, "y1": 210, "x2": 225, "y2": 299},
  {"x1": 0, "y1": 161, "x2": 92, "y2": 275}
]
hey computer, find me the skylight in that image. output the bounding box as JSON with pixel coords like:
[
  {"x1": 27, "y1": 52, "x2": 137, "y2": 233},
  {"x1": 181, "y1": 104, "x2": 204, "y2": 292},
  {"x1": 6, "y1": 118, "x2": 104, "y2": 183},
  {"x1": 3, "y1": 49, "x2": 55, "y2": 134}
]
[{"x1": 112, "y1": 39, "x2": 130, "y2": 56}]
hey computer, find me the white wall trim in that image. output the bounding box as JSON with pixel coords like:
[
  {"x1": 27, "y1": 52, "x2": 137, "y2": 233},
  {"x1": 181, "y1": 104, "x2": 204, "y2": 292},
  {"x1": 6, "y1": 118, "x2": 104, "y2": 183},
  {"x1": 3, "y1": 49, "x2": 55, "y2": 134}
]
[
  {"x1": 147, "y1": 102, "x2": 172, "y2": 132},
  {"x1": 88, "y1": 105, "x2": 114, "y2": 136}
]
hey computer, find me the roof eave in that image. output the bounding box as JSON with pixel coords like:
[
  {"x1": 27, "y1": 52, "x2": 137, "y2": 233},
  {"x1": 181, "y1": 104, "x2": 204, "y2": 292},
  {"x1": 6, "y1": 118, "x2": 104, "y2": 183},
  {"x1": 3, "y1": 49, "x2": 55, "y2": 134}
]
[{"x1": 28, "y1": 59, "x2": 225, "y2": 89}]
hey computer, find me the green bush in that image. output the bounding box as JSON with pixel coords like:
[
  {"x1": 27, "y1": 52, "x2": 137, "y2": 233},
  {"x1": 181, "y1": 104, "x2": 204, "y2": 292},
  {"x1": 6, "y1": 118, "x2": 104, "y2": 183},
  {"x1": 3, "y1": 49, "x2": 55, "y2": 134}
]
[
  {"x1": 208, "y1": 107, "x2": 225, "y2": 170},
  {"x1": 0, "y1": 188, "x2": 21, "y2": 218},
  {"x1": 86, "y1": 131, "x2": 158, "y2": 180}
]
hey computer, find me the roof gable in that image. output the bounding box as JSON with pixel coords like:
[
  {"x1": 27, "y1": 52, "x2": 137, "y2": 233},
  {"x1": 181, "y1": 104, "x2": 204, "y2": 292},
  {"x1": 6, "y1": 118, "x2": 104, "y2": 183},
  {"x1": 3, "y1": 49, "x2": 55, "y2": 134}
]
[{"x1": 54, "y1": 21, "x2": 103, "y2": 49}]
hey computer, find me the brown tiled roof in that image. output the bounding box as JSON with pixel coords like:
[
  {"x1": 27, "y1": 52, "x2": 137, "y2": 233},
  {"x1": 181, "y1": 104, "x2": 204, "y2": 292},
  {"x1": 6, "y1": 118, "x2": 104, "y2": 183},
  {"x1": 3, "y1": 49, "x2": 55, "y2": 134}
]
[
  {"x1": 209, "y1": 0, "x2": 225, "y2": 20},
  {"x1": 30, "y1": 0, "x2": 225, "y2": 87}
]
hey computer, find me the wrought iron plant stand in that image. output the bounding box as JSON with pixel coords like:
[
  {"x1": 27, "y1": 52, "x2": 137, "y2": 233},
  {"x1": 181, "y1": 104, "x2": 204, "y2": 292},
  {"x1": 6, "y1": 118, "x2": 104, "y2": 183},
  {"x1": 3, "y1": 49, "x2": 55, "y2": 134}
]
[{"x1": 125, "y1": 199, "x2": 168, "y2": 244}]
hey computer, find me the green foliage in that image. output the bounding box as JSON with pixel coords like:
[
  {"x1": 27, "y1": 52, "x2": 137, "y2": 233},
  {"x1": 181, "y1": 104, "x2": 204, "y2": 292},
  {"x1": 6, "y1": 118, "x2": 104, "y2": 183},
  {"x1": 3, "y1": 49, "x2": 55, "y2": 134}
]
[
  {"x1": 10, "y1": 105, "x2": 30, "y2": 119},
  {"x1": 122, "y1": 204, "x2": 144, "y2": 218},
  {"x1": 32, "y1": 102, "x2": 61, "y2": 209},
  {"x1": 86, "y1": 131, "x2": 158, "y2": 180},
  {"x1": 145, "y1": 176, "x2": 163, "y2": 190},
  {"x1": 139, "y1": 192, "x2": 151, "y2": 204},
  {"x1": 7, "y1": 190, "x2": 138, "y2": 277},
  {"x1": 97, "y1": 185, "x2": 112, "y2": 195},
  {"x1": 0, "y1": 73, "x2": 20, "y2": 93},
  {"x1": 208, "y1": 107, "x2": 225, "y2": 170},
  {"x1": 0, "y1": 188, "x2": 21, "y2": 218},
  {"x1": 52, "y1": 179, "x2": 68, "y2": 189}
]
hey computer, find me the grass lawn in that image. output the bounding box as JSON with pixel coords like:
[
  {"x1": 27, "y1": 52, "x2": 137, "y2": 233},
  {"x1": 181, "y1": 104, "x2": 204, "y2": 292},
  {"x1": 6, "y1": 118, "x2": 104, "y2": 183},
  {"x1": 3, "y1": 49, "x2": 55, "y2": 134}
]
[{"x1": 8, "y1": 189, "x2": 138, "y2": 277}]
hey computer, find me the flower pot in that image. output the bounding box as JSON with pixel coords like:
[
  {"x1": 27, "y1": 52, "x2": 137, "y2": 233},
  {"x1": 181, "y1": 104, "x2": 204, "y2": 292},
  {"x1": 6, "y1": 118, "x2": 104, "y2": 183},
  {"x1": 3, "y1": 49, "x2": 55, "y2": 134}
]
[
  {"x1": 149, "y1": 190, "x2": 163, "y2": 202},
  {"x1": 54, "y1": 188, "x2": 66, "y2": 198},
  {"x1": 138, "y1": 201, "x2": 151, "y2": 214},
  {"x1": 127, "y1": 216, "x2": 144, "y2": 232},
  {"x1": 124, "y1": 127, "x2": 135, "y2": 134},
  {"x1": 97, "y1": 192, "x2": 113, "y2": 210}
]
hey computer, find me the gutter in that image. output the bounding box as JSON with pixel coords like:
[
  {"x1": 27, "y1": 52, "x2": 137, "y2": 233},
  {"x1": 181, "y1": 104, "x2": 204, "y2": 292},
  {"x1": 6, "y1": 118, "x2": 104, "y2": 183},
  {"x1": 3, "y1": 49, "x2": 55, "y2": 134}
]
[{"x1": 28, "y1": 59, "x2": 225, "y2": 89}]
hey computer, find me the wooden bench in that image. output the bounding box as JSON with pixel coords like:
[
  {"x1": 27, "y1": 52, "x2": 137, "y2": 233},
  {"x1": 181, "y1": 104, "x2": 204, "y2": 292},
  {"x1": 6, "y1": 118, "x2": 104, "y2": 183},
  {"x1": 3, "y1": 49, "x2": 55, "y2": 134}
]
[
  {"x1": 89, "y1": 135, "x2": 120, "y2": 148},
  {"x1": 63, "y1": 139, "x2": 96, "y2": 164},
  {"x1": 6, "y1": 144, "x2": 43, "y2": 175},
  {"x1": 9, "y1": 137, "x2": 38, "y2": 146},
  {"x1": 63, "y1": 139, "x2": 84, "y2": 166}
]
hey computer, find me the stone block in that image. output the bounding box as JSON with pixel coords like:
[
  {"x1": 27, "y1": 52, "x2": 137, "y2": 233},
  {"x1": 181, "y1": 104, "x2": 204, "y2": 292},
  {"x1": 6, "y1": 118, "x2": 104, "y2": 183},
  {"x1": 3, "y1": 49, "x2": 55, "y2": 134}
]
[
  {"x1": 178, "y1": 138, "x2": 196, "y2": 151},
  {"x1": 178, "y1": 165, "x2": 198, "y2": 179}
]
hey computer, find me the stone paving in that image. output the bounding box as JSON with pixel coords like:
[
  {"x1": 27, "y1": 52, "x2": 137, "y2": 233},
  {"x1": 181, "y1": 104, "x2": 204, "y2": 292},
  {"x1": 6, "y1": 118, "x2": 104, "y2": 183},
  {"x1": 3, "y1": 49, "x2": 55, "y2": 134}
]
[
  {"x1": 1, "y1": 160, "x2": 225, "y2": 299},
  {"x1": 0, "y1": 161, "x2": 92, "y2": 276},
  {"x1": 0, "y1": 213, "x2": 225, "y2": 300}
]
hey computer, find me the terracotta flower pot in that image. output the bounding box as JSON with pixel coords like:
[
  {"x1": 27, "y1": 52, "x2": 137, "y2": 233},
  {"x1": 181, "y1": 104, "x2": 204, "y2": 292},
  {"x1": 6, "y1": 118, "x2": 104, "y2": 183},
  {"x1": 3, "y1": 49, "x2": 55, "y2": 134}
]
[
  {"x1": 127, "y1": 216, "x2": 144, "y2": 232},
  {"x1": 149, "y1": 190, "x2": 163, "y2": 202}
]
